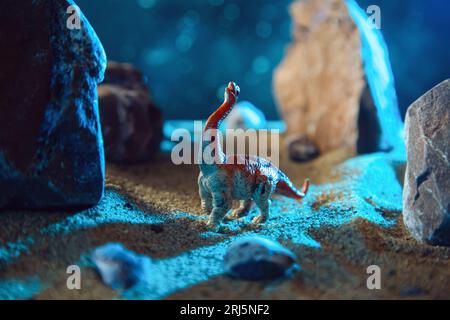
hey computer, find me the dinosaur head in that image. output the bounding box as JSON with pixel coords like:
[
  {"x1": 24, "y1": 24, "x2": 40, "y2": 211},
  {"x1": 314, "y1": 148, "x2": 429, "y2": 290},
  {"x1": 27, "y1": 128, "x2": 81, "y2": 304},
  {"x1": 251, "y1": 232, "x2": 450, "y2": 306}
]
[{"x1": 225, "y1": 81, "x2": 240, "y2": 101}]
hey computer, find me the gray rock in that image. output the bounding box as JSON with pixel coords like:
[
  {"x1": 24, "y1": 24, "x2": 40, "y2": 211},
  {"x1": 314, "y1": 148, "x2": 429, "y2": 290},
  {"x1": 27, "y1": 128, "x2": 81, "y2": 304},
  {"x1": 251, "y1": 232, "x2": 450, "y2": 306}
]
[
  {"x1": 403, "y1": 79, "x2": 450, "y2": 246},
  {"x1": 91, "y1": 243, "x2": 152, "y2": 290},
  {"x1": 0, "y1": 0, "x2": 106, "y2": 209},
  {"x1": 224, "y1": 236, "x2": 297, "y2": 281}
]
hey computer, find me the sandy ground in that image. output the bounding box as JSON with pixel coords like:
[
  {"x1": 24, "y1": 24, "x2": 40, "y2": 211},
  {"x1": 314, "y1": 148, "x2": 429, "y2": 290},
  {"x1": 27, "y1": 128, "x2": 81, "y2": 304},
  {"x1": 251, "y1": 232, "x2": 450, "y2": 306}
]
[{"x1": 0, "y1": 140, "x2": 449, "y2": 300}]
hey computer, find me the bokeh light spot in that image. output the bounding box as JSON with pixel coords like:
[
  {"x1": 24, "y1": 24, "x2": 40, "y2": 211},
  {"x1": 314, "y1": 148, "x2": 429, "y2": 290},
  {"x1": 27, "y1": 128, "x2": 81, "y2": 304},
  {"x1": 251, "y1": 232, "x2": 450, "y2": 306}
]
[
  {"x1": 224, "y1": 3, "x2": 241, "y2": 21},
  {"x1": 252, "y1": 56, "x2": 270, "y2": 74},
  {"x1": 175, "y1": 34, "x2": 193, "y2": 52},
  {"x1": 137, "y1": 0, "x2": 156, "y2": 9},
  {"x1": 143, "y1": 47, "x2": 172, "y2": 66},
  {"x1": 256, "y1": 21, "x2": 272, "y2": 38}
]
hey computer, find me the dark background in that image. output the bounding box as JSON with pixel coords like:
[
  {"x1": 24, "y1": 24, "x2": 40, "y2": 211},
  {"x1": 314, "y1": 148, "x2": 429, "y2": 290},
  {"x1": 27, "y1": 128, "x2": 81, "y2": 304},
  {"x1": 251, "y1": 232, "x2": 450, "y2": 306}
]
[{"x1": 76, "y1": 0, "x2": 450, "y2": 120}]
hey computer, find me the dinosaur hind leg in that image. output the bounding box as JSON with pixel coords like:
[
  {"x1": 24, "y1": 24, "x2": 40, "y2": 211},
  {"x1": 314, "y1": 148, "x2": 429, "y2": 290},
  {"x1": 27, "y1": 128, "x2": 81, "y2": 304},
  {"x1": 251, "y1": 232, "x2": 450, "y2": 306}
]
[
  {"x1": 229, "y1": 199, "x2": 252, "y2": 219},
  {"x1": 207, "y1": 192, "x2": 231, "y2": 231},
  {"x1": 253, "y1": 199, "x2": 271, "y2": 224}
]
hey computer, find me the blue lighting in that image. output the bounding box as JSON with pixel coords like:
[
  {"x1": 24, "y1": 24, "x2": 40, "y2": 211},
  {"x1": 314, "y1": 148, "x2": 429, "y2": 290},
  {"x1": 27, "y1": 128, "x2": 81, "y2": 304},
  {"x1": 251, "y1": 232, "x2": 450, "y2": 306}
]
[
  {"x1": 346, "y1": 0, "x2": 405, "y2": 155},
  {"x1": 0, "y1": 150, "x2": 403, "y2": 299}
]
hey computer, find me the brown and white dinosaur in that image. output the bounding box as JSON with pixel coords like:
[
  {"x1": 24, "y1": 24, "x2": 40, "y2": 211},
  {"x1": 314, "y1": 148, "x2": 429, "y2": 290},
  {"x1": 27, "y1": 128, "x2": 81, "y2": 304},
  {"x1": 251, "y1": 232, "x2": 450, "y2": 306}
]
[{"x1": 198, "y1": 82, "x2": 309, "y2": 230}]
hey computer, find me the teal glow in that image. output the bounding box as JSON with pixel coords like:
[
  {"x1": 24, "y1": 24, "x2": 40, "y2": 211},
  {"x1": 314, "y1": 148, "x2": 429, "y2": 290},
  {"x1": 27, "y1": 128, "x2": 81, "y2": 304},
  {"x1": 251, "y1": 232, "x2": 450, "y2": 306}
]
[
  {"x1": 0, "y1": 278, "x2": 44, "y2": 300},
  {"x1": 0, "y1": 150, "x2": 403, "y2": 299},
  {"x1": 346, "y1": 0, "x2": 405, "y2": 155}
]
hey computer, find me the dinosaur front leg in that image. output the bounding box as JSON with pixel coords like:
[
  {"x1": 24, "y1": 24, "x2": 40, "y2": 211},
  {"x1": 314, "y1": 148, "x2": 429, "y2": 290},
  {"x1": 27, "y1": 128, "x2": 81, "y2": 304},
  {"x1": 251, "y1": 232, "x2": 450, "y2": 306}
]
[
  {"x1": 229, "y1": 199, "x2": 252, "y2": 219},
  {"x1": 252, "y1": 179, "x2": 273, "y2": 224},
  {"x1": 207, "y1": 192, "x2": 231, "y2": 231},
  {"x1": 198, "y1": 174, "x2": 212, "y2": 213}
]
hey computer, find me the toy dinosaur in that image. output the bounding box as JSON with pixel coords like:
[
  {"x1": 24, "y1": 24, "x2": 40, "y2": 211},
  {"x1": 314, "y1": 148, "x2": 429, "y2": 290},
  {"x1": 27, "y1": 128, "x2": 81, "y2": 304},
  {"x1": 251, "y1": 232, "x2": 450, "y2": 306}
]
[{"x1": 198, "y1": 82, "x2": 309, "y2": 230}]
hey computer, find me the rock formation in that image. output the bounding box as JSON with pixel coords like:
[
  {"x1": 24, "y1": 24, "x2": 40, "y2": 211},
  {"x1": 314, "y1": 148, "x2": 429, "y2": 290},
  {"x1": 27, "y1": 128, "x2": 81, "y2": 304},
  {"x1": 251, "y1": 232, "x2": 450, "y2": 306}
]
[
  {"x1": 224, "y1": 236, "x2": 297, "y2": 280},
  {"x1": 403, "y1": 79, "x2": 450, "y2": 246},
  {"x1": 273, "y1": 0, "x2": 404, "y2": 156},
  {"x1": 0, "y1": 0, "x2": 106, "y2": 209},
  {"x1": 98, "y1": 62, "x2": 163, "y2": 164}
]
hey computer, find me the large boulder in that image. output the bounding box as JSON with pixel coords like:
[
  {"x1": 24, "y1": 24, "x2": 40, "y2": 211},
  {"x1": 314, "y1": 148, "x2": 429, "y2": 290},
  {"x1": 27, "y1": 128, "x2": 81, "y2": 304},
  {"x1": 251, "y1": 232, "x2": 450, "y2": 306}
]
[
  {"x1": 403, "y1": 80, "x2": 450, "y2": 246},
  {"x1": 98, "y1": 62, "x2": 163, "y2": 164},
  {"x1": 0, "y1": 0, "x2": 106, "y2": 209},
  {"x1": 273, "y1": 0, "x2": 404, "y2": 155}
]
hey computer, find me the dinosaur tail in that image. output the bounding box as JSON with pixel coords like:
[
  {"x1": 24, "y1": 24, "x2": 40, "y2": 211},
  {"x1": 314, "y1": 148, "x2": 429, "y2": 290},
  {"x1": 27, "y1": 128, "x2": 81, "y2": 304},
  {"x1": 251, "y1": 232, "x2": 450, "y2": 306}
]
[
  {"x1": 275, "y1": 177, "x2": 309, "y2": 200},
  {"x1": 201, "y1": 82, "x2": 240, "y2": 163}
]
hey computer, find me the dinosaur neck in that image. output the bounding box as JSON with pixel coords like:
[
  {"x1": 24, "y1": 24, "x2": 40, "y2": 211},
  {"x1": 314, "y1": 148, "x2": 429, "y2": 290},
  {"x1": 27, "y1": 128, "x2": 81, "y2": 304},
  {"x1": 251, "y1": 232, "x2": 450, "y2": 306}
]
[
  {"x1": 204, "y1": 94, "x2": 236, "y2": 131},
  {"x1": 200, "y1": 94, "x2": 236, "y2": 169}
]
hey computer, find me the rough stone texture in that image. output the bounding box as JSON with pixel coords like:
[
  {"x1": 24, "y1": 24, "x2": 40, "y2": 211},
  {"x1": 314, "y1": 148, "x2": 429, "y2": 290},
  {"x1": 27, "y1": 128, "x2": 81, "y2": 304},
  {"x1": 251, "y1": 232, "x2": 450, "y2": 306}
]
[
  {"x1": 0, "y1": 0, "x2": 106, "y2": 209},
  {"x1": 403, "y1": 80, "x2": 450, "y2": 246},
  {"x1": 98, "y1": 62, "x2": 163, "y2": 164},
  {"x1": 224, "y1": 237, "x2": 297, "y2": 281},
  {"x1": 91, "y1": 243, "x2": 152, "y2": 289},
  {"x1": 273, "y1": 0, "x2": 404, "y2": 155}
]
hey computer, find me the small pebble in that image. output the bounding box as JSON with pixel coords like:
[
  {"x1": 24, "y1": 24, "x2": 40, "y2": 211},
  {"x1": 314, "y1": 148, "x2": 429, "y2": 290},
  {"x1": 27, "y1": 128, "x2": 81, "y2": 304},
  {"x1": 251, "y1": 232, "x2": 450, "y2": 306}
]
[
  {"x1": 224, "y1": 236, "x2": 298, "y2": 281},
  {"x1": 287, "y1": 134, "x2": 319, "y2": 162},
  {"x1": 91, "y1": 243, "x2": 152, "y2": 290}
]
